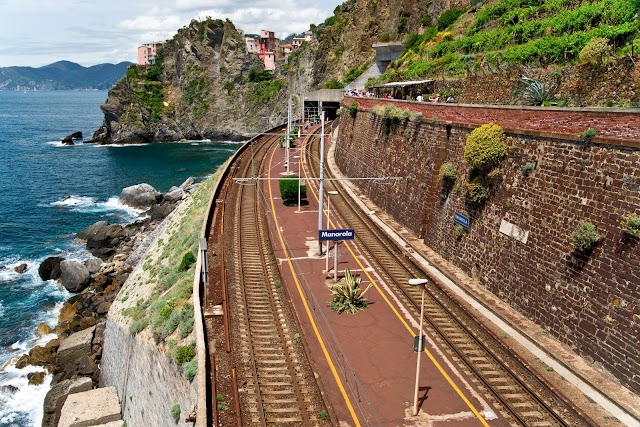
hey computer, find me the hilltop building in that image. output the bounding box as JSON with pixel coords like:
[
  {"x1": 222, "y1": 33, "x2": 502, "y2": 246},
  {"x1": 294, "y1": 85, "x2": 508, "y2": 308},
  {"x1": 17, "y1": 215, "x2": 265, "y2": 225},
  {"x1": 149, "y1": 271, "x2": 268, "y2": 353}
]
[{"x1": 137, "y1": 42, "x2": 163, "y2": 66}]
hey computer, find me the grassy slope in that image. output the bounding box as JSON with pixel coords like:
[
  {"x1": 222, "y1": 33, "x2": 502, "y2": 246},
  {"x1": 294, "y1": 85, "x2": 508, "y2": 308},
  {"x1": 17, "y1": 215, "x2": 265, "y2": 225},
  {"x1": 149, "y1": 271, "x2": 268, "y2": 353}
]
[
  {"x1": 377, "y1": 0, "x2": 640, "y2": 82},
  {"x1": 111, "y1": 163, "x2": 227, "y2": 378}
]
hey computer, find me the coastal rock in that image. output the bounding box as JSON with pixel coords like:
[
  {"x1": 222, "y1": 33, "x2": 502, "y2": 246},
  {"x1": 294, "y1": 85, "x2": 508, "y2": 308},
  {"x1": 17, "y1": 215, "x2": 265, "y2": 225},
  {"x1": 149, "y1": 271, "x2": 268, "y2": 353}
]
[
  {"x1": 84, "y1": 258, "x2": 103, "y2": 274},
  {"x1": 13, "y1": 263, "x2": 27, "y2": 273},
  {"x1": 61, "y1": 136, "x2": 74, "y2": 146},
  {"x1": 39, "y1": 256, "x2": 65, "y2": 281},
  {"x1": 57, "y1": 326, "x2": 95, "y2": 366},
  {"x1": 163, "y1": 186, "x2": 184, "y2": 202},
  {"x1": 58, "y1": 302, "x2": 78, "y2": 323},
  {"x1": 59, "y1": 260, "x2": 91, "y2": 293},
  {"x1": 27, "y1": 371, "x2": 46, "y2": 385},
  {"x1": 37, "y1": 322, "x2": 52, "y2": 336},
  {"x1": 78, "y1": 221, "x2": 125, "y2": 258},
  {"x1": 42, "y1": 377, "x2": 93, "y2": 427},
  {"x1": 58, "y1": 387, "x2": 122, "y2": 427},
  {"x1": 120, "y1": 183, "x2": 160, "y2": 209},
  {"x1": 26, "y1": 344, "x2": 57, "y2": 367},
  {"x1": 149, "y1": 201, "x2": 175, "y2": 221}
]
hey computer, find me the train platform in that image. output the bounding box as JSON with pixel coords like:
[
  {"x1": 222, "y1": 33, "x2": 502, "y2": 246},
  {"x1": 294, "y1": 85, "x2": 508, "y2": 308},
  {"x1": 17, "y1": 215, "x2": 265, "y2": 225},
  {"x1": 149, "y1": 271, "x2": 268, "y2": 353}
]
[
  {"x1": 255, "y1": 125, "x2": 640, "y2": 427},
  {"x1": 260, "y1": 135, "x2": 504, "y2": 426}
]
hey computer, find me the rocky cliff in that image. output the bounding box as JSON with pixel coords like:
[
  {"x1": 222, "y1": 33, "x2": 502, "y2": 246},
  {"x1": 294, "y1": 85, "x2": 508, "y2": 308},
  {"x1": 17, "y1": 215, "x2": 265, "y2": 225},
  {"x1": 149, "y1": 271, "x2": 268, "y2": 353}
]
[{"x1": 92, "y1": 19, "x2": 288, "y2": 144}]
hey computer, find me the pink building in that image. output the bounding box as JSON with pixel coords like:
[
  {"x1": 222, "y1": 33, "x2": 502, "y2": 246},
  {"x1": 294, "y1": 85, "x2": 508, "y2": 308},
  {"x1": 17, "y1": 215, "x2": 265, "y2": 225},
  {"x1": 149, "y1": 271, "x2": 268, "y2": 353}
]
[
  {"x1": 259, "y1": 30, "x2": 277, "y2": 71},
  {"x1": 245, "y1": 35, "x2": 260, "y2": 54},
  {"x1": 137, "y1": 42, "x2": 162, "y2": 66}
]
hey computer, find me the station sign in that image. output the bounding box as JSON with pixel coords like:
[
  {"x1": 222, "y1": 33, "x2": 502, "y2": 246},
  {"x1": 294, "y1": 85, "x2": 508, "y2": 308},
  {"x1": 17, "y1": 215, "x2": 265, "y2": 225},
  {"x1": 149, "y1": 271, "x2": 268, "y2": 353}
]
[
  {"x1": 454, "y1": 212, "x2": 470, "y2": 228},
  {"x1": 319, "y1": 229, "x2": 355, "y2": 241}
]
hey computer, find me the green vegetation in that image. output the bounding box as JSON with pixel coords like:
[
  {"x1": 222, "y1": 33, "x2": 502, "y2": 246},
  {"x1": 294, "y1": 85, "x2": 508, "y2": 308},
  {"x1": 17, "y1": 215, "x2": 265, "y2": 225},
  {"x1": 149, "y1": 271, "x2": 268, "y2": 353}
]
[
  {"x1": 171, "y1": 404, "x2": 181, "y2": 424},
  {"x1": 279, "y1": 175, "x2": 306, "y2": 206},
  {"x1": 437, "y1": 8, "x2": 466, "y2": 30},
  {"x1": 348, "y1": 102, "x2": 358, "y2": 118},
  {"x1": 250, "y1": 79, "x2": 283, "y2": 102},
  {"x1": 178, "y1": 252, "x2": 196, "y2": 272},
  {"x1": 454, "y1": 223, "x2": 466, "y2": 238},
  {"x1": 344, "y1": 63, "x2": 370, "y2": 83},
  {"x1": 319, "y1": 409, "x2": 329, "y2": 420},
  {"x1": 621, "y1": 213, "x2": 640, "y2": 239},
  {"x1": 216, "y1": 393, "x2": 229, "y2": 411},
  {"x1": 571, "y1": 221, "x2": 602, "y2": 253},
  {"x1": 176, "y1": 343, "x2": 196, "y2": 364},
  {"x1": 183, "y1": 360, "x2": 197, "y2": 382},
  {"x1": 248, "y1": 68, "x2": 273, "y2": 82},
  {"x1": 324, "y1": 79, "x2": 344, "y2": 89},
  {"x1": 328, "y1": 269, "x2": 373, "y2": 314},
  {"x1": 519, "y1": 76, "x2": 556, "y2": 106},
  {"x1": 438, "y1": 162, "x2": 458, "y2": 182},
  {"x1": 581, "y1": 128, "x2": 597, "y2": 140},
  {"x1": 464, "y1": 123, "x2": 507, "y2": 173},
  {"x1": 467, "y1": 179, "x2": 492, "y2": 204},
  {"x1": 379, "y1": 0, "x2": 640, "y2": 80},
  {"x1": 125, "y1": 62, "x2": 165, "y2": 122}
]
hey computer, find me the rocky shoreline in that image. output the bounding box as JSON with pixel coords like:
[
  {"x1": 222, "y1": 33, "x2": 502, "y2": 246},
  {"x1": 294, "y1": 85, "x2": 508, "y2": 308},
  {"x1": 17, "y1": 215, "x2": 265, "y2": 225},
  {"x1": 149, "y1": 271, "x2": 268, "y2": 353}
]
[{"x1": 9, "y1": 178, "x2": 198, "y2": 427}]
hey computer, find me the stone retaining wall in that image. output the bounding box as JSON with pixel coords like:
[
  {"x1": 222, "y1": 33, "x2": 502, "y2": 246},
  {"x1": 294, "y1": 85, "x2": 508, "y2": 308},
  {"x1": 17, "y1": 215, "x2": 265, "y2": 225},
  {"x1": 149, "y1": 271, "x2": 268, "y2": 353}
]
[{"x1": 336, "y1": 99, "x2": 640, "y2": 393}]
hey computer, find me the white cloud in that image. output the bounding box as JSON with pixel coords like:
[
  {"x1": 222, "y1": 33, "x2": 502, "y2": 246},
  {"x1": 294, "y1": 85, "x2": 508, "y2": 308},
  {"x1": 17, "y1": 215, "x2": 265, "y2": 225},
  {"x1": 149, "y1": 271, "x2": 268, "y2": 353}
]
[{"x1": 0, "y1": 0, "x2": 342, "y2": 67}]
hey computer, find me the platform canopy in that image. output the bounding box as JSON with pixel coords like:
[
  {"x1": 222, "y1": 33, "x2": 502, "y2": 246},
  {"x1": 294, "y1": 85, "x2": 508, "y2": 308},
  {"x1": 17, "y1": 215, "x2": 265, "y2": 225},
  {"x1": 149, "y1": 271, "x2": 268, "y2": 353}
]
[{"x1": 370, "y1": 79, "x2": 436, "y2": 100}]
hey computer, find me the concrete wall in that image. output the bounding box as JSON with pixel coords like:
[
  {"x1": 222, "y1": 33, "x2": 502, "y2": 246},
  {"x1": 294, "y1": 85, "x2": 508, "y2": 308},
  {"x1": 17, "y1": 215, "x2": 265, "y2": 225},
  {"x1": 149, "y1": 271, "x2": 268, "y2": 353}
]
[
  {"x1": 336, "y1": 99, "x2": 640, "y2": 393},
  {"x1": 100, "y1": 320, "x2": 197, "y2": 427}
]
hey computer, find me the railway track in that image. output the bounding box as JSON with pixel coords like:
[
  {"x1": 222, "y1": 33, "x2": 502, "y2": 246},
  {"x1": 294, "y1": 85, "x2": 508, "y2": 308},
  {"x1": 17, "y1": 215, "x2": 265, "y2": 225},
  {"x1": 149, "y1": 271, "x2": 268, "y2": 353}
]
[
  {"x1": 208, "y1": 128, "x2": 328, "y2": 426},
  {"x1": 303, "y1": 129, "x2": 595, "y2": 427}
]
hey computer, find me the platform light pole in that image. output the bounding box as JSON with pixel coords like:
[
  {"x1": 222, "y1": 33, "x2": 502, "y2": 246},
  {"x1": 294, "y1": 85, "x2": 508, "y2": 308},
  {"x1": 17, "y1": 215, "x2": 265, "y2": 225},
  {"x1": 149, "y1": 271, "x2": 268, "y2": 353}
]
[
  {"x1": 409, "y1": 278, "x2": 429, "y2": 417},
  {"x1": 294, "y1": 155, "x2": 302, "y2": 212},
  {"x1": 317, "y1": 111, "x2": 326, "y2": 255},
  {"x1": 325, "y1": 190, "x2": 338, "y2": 274}
]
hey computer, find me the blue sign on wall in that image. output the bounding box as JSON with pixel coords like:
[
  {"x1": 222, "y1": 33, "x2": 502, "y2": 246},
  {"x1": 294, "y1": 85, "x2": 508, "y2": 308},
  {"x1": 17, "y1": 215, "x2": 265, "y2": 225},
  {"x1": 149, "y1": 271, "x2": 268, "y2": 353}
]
[
  {"x1": 319, "y1": 229, "x2": 355, "y2": 241},
  {"x1": 454, "y1": 212, "x2": 470, "y2": 228}
]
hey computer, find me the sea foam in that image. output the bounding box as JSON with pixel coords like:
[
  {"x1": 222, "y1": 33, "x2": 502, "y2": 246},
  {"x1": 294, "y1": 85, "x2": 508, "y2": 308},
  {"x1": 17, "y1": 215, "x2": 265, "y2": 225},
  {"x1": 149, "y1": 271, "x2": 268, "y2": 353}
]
[{"x1": 50, "y1": 195, "x2": 144, "y2": 222}]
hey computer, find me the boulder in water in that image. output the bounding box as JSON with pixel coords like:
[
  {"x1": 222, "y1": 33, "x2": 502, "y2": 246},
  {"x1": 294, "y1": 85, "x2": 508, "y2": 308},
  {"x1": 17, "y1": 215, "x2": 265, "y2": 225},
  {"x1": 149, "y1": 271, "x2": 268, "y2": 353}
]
[
  {"x1": 42, "y1": 377, "x2": 93, "y2": 427},
  {"x1": 39, "y1": 257, "x2": 65, "y2": 281},
  {"x1": 120, "y1": 183, "x2": 160, "y2": 209},
  {"x1": 13, "y1": 263, "x2": 27, "y2": 273},
  {"x1": 77, "y1": 221, "x2": 125, "y2": 258},
  {"x1": 59, "y1": 260, "x2": 91, "y2": 293}
]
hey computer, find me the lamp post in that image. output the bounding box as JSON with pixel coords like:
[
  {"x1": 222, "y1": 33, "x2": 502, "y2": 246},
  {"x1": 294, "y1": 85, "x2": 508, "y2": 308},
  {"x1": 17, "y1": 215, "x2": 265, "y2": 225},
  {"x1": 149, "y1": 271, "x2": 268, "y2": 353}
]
[
  {"x1": 294, "y1": 155, "x2": 302, "y2": 212},
  {"x1": 325, "y1": 190, "x2": 338, "y2": 274},
  {"x1": 408, "y1": 278, "x2": 428, "y2": 417}
]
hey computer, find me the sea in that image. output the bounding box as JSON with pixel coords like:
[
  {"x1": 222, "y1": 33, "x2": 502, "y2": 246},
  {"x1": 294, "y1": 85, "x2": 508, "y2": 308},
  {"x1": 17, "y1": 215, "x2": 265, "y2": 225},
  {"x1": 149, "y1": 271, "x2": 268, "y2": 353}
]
[{"x1": 0, "y1": 90, "x2": 243, "y2": 426}]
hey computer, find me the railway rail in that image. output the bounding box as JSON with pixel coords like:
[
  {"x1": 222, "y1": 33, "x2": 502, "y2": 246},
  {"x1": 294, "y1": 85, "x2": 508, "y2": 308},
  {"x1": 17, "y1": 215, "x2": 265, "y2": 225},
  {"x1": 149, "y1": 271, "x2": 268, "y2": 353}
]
[
  {"x1": 204, "y1": 127, "x2": 328, "y2": 427},
  {"x1": 303, "y1": 128, "x2": 596, "y2": 427}
]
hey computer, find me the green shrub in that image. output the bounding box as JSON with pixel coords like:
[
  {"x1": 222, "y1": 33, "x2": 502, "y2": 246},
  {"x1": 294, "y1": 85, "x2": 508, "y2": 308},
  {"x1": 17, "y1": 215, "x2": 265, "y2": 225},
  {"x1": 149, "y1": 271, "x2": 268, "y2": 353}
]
[
  {"x1": 438, "y1": 162, "x2": 457, "y2": 182},
  {"x1": 179, "y1": 318, "x2": 195, "y2": 338},
  {"x1": 171, "y1": 404, "x2": 181, "y2": 424},
  {"x1": 349, "y1": 102, "x2": 358, "y2": 118},
  {"x1": 437, "y1": 8, "x2": 465, "y2": 30},
  {"x1": 279, "y1": 175, "x2": 305, "y2": 206},
  {"x1": 183, "y1": 360, "x2": 197, "y2": 382},
  {"x1": 467, "y1": 179, "x2": 491, "y2": 204},
  {"x1": 130, "y1": 318, "x2": 150, "y2": 335},
  {"x1": 622, "y1": 213, "x2": 640, "y2": 239},
  {"x1": 319, "y1": 409, "x2": 329, "y2": 420},
  {"x1": 464, "y1": 123, "x2": 507, "y2": 173},
  {"x1": 178, "y1": 252, "x2": 196, "y2": 272},
  {"x1": 454, "y1": 224, "x2": 466, "y2": 238},
  {"x1": 571, "y1": 221, "x2": 602, "y2": 253},
  {"x1": 578, "y1": 37, "x2": 612, "y2": 65},
  {"x1": 248, "y1": 68, "x2": 272, "y2": 82},
  {"x1": 176, "y1": 343, "x2": 196, "y2": 364},
  {"x1": 250, "y1": 79, "x2": 283, "y2": 102},
  {"x1": 324, "y1": 79, "x2": 344, "y2": 89},
  {"x1": 581, "y1": 128, "x2": 597, "y2": 140}
]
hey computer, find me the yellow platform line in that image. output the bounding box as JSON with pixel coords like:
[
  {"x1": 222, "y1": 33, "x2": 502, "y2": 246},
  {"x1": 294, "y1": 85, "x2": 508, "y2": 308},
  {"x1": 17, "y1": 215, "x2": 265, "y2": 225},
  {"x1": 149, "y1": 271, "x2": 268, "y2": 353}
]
[
  {"x1": 266, "y1": 143, "x2": 362, "y2": 427},
  {"x1": 302, "y1": 138, "x2": 490, "y2": 426}
]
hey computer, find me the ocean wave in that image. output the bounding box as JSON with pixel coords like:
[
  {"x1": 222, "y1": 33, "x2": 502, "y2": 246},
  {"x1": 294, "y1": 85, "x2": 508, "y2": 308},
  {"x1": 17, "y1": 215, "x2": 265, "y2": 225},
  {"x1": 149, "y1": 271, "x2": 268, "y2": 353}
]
[
  {"x1": 0, "y1": 363, "x2": 51, "y2": 426},
  {"x1": 46, "y1": 140, "x2": 73, "y2": 148},
  {"x1": 96, "y1": 142, "x2": 150, "y2": 148},
  {"x1": 0, "y1": 301, "x2": 4, "y2": 319},
  {"x1": 50, "y1": 195, "x2": 144, "y2": 221}
]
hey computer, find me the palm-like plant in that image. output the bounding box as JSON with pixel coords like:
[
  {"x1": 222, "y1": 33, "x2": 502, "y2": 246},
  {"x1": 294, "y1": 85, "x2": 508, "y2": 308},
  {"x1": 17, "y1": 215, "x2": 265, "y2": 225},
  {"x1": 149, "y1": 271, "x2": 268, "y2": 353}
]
[
  {"x1": 328, "y1": 269, "x2": 373, "y2": 314},
  {"x1": 519, "y1": 76, "x2": 557, "y2": 106}
]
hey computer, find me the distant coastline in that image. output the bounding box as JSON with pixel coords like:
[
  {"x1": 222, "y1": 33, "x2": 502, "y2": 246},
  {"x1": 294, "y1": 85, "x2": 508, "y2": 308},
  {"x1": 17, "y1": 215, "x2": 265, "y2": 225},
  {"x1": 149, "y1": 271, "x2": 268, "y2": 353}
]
[{"x1": 0, "y1": 60, "x2": 132, "y2": 91}]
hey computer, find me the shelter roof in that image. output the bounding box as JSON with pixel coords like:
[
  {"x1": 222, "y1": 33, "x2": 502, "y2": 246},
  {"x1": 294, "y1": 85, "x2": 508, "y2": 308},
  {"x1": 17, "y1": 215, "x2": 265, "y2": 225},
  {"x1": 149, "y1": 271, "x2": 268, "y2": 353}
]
[{"x1": 371, "y1": 79, "x2": 434, "y2": 88}]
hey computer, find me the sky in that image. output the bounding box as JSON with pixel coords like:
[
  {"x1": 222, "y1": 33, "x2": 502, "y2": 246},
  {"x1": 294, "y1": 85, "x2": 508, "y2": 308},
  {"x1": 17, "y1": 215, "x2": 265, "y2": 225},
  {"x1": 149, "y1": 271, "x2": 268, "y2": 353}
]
[{"x1": 0, "y1": 0, "x2": 344, "y2": 68}]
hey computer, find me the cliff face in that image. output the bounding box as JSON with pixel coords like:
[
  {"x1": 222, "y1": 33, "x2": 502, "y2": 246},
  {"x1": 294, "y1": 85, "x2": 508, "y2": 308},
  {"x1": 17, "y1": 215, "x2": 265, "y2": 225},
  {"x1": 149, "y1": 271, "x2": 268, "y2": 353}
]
[
  {"x1": 289, "y1": 0, "x2": 463, "y2": 89},
  {"x1": 93, "y1": 19, "x2": 287, "y2": 144}
]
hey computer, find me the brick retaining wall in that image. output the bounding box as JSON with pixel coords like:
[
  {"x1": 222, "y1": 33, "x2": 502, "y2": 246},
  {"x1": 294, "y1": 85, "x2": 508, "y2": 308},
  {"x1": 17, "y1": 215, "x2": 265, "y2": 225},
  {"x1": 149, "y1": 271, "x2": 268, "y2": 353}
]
[{"x1": 336, "y1": 99, "x2": 640, "y2": 393}]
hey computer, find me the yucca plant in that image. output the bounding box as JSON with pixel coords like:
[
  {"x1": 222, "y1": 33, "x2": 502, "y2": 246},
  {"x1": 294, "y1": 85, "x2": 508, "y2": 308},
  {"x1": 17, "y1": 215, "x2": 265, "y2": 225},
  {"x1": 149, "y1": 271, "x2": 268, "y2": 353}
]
[
  {"x1": 519, "y1": 76, "x2": 556, "y2": 106},
  {"x1": 328, "y1": 269, "x2": 373, "y2": 314}
]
